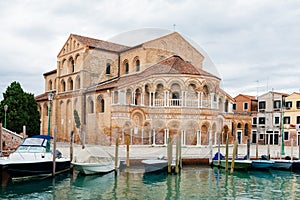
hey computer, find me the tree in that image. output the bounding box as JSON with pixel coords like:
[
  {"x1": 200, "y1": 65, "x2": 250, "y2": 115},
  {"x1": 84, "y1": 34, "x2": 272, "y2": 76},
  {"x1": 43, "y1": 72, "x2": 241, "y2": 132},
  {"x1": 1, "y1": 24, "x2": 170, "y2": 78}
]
[{"x1": 0, "y1": 81, "x2": 40, "y2": 137}]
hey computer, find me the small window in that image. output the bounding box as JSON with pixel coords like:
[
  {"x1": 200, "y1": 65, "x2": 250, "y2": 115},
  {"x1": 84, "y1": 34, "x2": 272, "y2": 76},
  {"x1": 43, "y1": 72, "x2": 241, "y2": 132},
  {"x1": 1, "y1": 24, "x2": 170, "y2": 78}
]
[
  {"x1": 284, "y1": 131, "x2": 289, "y2": 141},
  {"x1": 136, "y1": 60, "x2": 140, "y2": 72},
  {"x1": 273, "y1": 100, "x2": 281, "y2": 109},
  {"x1": 232, "y1": 103, "x2": 236, "y2": 111},
  {"x1": 297, "y1": 101, "x2": 300, "y2": 109},
  {"x1": 258, "y1": 117, "x2": 265, "y2": 124},
  {"x1": 259, "y1": 101, "x2": 266, "y2": 110},
  {"x1": 259, "y1": 134, "x2": 264, "y2": 140},
  {"x1": 252, "y1": 117, "x2": 257, "y2": 125},
  {"x1": 274, "y1": 117, "x2": 280, "y2": 124},
  {"x1": 297, "y1": 116, "x2": 300, "y2": 124},
  {"x1": 286, "y1": 101, "x2": 292, "y2": 108},
  {"x1": 106, "y1": 63, "x2": 111, "y2": 74},
  {"x1": 284, "y1": 116, "x2": 290, "y2": 124},
  {"x1": 243, "y1": 102, "x2": 248, "y2": 110},
  {"x1": 101, "y1": 99, "x2": 105, "y2": 113},
  {"x1": 125, "y1": 63, "x2": 129, "y2": 74}
]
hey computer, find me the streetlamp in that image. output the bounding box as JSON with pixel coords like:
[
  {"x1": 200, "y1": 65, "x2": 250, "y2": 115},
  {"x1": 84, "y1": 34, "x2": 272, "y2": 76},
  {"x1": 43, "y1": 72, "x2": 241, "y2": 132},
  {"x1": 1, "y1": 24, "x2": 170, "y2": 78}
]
[
  {"x1": 46, "y1": 92, "x2": 54, "y2": 152},
  {"x1": 4, "y1": 105, "x2": 8, "y2": 128}
]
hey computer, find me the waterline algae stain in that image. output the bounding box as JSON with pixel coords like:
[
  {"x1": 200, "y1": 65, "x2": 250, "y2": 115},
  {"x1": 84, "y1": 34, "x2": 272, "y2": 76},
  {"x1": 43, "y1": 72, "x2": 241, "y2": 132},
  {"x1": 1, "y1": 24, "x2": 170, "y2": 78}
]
[{"x1": 1, "y1": 166, "x2": 300, "y2": 199}]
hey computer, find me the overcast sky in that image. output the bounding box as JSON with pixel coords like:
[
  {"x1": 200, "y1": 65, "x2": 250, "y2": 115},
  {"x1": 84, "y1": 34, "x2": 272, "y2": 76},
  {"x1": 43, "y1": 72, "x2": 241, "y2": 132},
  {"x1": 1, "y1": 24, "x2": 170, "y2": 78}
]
[{"x1": 1, "y1": 0, "x2": 300, "y2": 99}]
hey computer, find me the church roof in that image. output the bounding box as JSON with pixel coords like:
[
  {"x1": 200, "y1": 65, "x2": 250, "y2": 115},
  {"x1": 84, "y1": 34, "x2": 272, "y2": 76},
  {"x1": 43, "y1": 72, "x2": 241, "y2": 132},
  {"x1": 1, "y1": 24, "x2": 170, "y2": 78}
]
[
  {"x1": 71, "y1": 34, "x2": 130, "y2": 52},
  {"x1": 94, "y1": 55, "x2": 219, "y2": 91}
]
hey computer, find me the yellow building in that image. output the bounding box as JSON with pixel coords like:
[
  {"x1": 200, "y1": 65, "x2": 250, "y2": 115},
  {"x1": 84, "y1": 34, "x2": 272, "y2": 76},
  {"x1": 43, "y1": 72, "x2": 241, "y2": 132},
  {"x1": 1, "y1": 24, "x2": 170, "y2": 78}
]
[
  {"x1": 283, "y1": 92, "x2": 300, "y2": 146},
  {"x1": 36, "y1": 30, "x2": 251, "y2": 146}
]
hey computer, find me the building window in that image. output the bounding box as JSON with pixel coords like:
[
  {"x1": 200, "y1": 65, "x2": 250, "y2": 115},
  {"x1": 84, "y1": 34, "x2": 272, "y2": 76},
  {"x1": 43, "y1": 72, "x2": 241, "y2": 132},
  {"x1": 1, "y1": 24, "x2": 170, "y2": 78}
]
[
  {"x1": 49, "y1": 80, "x2": 52, "y2": 91},
  {"x1": 259, "y1": 101, "x2": 266, "y2": 110},
  {"x1": 284, "y1": 116, "x2": 290, "y2": 124},
  {"x1": 252, "y1": 131, "x2": 257, "y2": 143},
  {"x1": 297, "y1": 101, "x2": 300, "y2": 109},
  {"x1": 232, "y1": 103, "x2": 236, "y2": 111},
  {"x1": 286, "y1": 101, "x2": 292, "y2": 108},
  {"x1": 273, "y1": 100, "x2": 281, "y2": 109},
  {"x1": 259, "y1": 133, "x2": 264, "y2": 140},
  {"x1": 284, "y1": 131, "x2": 289, "y2": 140},
  {"x1": 106, "y1": 63, "x2": 111, "y2": 74},
  {"x1": 258, "y1": 117, "x2": 265, "y2": 125},
  {"x1": 274, "y1": 116, "x2": 280, "y2": 125},
  {"x1": 125, "y1": 62, "x2": 129, "y2": 74},
  {"x1": 252, "y1": 117, "x2": 257, "y2": 125},
  {"x1": 89, "y1": 100, "x2": 94, "y2": 113},
  {"x1": 297, "y1": 116, "x2": 300, "y2": 124},
  {"x1": 136, "y1": 59, "x2": 140, "y2": 72},
  {"x1": 243, "y1": 102, "x2": 248, "y2": 110}
]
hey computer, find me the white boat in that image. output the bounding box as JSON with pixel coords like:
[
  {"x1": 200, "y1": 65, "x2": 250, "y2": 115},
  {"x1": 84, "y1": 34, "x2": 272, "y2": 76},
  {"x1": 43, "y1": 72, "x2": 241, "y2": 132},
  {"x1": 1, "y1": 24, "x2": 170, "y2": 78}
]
[
  {"x1": 0, "y1": 135, "x2": 70, "y2": 179},
  {"x1": 72, "y1": 146, "x2": 119, "y2": 175},
  {"x1": 141, "y1": 158, "x2": 168, "y2": 173}
]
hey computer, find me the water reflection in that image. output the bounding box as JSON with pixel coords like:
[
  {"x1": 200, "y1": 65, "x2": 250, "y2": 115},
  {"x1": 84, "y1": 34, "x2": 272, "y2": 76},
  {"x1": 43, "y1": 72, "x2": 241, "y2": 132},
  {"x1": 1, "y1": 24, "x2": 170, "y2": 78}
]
[{"x1": 1, "y1": 166, "x2": 300, "y2": 199}]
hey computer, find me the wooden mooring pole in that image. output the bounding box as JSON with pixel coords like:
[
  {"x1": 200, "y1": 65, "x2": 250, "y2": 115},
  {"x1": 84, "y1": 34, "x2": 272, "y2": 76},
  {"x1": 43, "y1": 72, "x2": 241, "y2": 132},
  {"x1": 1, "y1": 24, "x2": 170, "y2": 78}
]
[
  {"x1": 115, "y1": 138, "x2": 119, "y2": 175},
  {"x1": 230, "y1": 141, "x2": 237, "y2": 174},
  {"x1": 225, "y1": 134, "x2": 229, "y2": 172},
  {"x1": 0, "y1": 123, "x2": 2, "y2": 157},
  {"x1": 52, "y1": 126, "x2": 57, "y2": 177},
  {"x1": 167, "y1": 137, "x2": 172, "y2": 174},
  {"x1": 126, "y1": 135, "x2": 130, "y2": 168},
  {"x1": 175, "y1": 136, "x2": 180, "y2": 174}
]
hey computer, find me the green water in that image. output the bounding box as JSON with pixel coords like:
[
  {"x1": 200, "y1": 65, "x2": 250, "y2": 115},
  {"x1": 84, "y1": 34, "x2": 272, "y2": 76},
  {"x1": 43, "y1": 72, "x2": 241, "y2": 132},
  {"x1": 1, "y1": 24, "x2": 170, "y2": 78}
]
[{"x1": 1, "y1": 166, "x2": 300, "y2": 199}]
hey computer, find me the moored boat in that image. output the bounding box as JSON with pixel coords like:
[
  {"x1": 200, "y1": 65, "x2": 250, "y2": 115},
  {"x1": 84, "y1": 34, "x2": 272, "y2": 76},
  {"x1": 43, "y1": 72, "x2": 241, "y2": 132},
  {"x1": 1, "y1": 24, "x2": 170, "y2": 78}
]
[
  {"x1": 212, "y1": 159, "x2": 252, "y2": 170},
  {"x1": 251, "y1": 160, "x2": 274, "y2": 170},
  {"x1": 0, "y1": 135, "x2": 70, "y2": 179},
  {"x1": 272, "y1": 159, "x2": 293, "y2": 170},
  {"x1": 72, "y1": 146, "x2": 119, "y2": 175},
  {"x1": 141, "y1": 159, "x2": 168, "y2": 173}
]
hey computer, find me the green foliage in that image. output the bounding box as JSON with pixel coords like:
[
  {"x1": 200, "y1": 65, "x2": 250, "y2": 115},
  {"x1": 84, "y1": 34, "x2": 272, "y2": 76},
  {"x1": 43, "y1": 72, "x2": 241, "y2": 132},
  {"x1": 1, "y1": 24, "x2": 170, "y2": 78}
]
[
  {"x1": 0, "y1": 81, "x2": 40, "y2": 137},
  {"x1": 73, "y1": 109, "x2": 81, "y2": 129}
]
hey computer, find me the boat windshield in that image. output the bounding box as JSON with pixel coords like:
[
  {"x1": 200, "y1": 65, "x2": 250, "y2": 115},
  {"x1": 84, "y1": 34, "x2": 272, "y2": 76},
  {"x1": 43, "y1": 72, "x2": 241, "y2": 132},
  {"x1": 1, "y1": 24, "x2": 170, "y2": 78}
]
[{"x1": 16, "y1": 145, "x2": 46, "y2": 153}]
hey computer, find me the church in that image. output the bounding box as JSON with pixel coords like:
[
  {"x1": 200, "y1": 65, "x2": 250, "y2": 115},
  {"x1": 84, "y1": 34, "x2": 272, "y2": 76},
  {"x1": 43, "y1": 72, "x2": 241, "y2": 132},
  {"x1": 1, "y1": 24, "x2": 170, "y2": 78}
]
[{"x1": 35, "y1": 29, "x2": 251, "y2": 146}]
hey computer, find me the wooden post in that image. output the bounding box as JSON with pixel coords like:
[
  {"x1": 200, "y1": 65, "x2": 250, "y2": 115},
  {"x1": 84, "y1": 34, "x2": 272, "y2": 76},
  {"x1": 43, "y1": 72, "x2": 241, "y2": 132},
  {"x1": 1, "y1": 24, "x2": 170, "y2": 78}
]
[
  {"x1": 291, "y1": 138, "x2": 294, "y2": 160},
  {"x1": 175, "y1": 136, "x2": 179, "y2": 174},
  {"x1": 247, "y1": 139, "x2": 250, "y2": 160},
  {"x1": 0, "y1": 123, "x2": 2, "y2": 157},
  {"x1": 126, "y1": 135, "x2": 130, "y2": 168},
  {"x1": 217, "y1": 135, "x2": 221, "y2": 166},
  {"x1": 179, "y1": 132, "x2": 182, "y2": 169},
  {"x1": 230, "y1": 141, "x2": 237, "y2": 174},
  {"x1": 70, "y1": 131, "x2": 74, "y2": 163},
  {"x1": 225, "y1": 134, "x2": 229, "y2": 172},
  {"x1": 256, "y1": 130, "x2": 259, "y2": 159},
  {"x1": 167, "y1": 137, "x2": 172, "y2": 174},
  {"x1": 115, "y1": 138, "x2": 119, "y2": 174},
  {"x1": 52, "y1": 126, "x2": 57, "y2": 177}
]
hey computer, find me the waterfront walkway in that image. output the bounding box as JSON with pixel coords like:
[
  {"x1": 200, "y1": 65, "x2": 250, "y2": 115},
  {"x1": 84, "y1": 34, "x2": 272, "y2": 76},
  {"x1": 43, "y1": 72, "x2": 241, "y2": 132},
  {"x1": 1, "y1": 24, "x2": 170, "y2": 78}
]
[{"x1": 57, "y1": 142, "x2": 300, "y2": 161}]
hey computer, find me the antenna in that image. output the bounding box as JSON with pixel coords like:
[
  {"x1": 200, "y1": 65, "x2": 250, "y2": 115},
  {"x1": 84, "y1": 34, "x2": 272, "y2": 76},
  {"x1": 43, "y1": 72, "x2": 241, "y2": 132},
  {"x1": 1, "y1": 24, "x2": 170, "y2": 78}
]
[{"x1": 173, "y1": 24, "x2": 176, "y2": 32}]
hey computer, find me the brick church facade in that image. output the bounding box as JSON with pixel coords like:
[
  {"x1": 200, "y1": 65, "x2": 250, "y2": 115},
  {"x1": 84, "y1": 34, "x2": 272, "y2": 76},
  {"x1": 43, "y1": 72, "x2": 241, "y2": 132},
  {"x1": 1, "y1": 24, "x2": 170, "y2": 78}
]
[{"x1": 35, "y1": 30, "x2": 251, "y2": 146}]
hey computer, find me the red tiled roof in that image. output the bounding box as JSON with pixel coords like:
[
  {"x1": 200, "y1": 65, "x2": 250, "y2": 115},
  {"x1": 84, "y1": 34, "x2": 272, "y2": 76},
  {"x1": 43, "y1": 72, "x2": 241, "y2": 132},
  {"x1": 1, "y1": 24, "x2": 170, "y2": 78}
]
[
  {"x1": 71, "y1": 34, "x2": 130, "y2": 52},
  {"x1": 235, "y1": 94, "x2": 257, "y2": 100},
  {"x1": 94, "y1": 55, "x2": 219, "y2": 91}
]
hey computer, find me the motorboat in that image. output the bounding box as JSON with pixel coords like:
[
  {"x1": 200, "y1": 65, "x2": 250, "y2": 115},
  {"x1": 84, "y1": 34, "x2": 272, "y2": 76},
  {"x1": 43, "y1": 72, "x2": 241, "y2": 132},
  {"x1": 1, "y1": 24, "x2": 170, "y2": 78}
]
[
  {"x1": 272, "y1": 159, "x2": 293, "y2": 170},
  {"x1": 251, "y1": 160, "x2": 275, "y2": 170},
  {"x1": 141, "y1": 156, "x2": 168, "y2": 173},
  {"x1": 0, "y1": 135, "x2": 70, "y2": 179},
  {"x1": 72, "y1": 146, "x2": 119, "y2": 175},
  {"x1": 211, "y1": 152, "x2": 252, "y2": 170}
]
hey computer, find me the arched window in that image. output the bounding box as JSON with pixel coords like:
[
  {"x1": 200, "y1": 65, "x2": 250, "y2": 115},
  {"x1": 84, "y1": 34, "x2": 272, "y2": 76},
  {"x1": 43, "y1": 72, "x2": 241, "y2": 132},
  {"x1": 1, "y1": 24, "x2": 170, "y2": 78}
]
[
  {"x1": 106, "y1": 63, "x2": 111, "y2": 74},
  {"x1": 97, "y1": 95, "x2": 105, "y2": 113},
  {"x1": 101, "y1": 99, "x2": 105, "y2": 112},
  {"x1": 125, "y1": 62, "x2": 129, "y2": 74},
  {"x1": 136, "y1": 59, "x2": 140, "y2": 72},
  {"x1": 68, "y1": 78, "x2": 73, "y2": 91},
  {"x1": 69, "y1": 57, "x2": 75, "y2": 73},
  {"x1": 88, "y1": 98, "x2": 94, "y2": 113},
  {"x1": 61, "y1": 80, "x2": 66, "y2": 92},
  {"x1": 49, "y1": 80, "x2": 53, "y2": 91}
]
